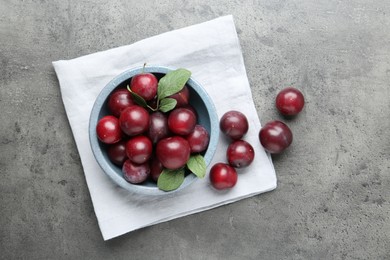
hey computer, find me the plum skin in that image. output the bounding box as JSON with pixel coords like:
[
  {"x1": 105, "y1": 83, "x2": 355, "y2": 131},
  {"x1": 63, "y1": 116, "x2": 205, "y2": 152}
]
[
  {"x1": 119, "y1": 105, "x2": 150, "y2": 136},
  {"x1": 219, "y1": 110, "x2": 249, "y2": 140},
  {"x1": 259, "y1": 120, "x2": 293, "y2": 154},
  {"x1": 209, "y1": 163, "x2": 238, "y2": 190},
  {"x1": 227, "y1": 140, "x2": 255, "y2": 168},
  {"x1": 275, "y1": 87, "x2": 305, "y2": 116},
  {"x1": 96, "y1": 115, "x2": 122, "y2": 144},
  {"x1": 156, "y1": 136, "x2": 191, "y2": 170}
]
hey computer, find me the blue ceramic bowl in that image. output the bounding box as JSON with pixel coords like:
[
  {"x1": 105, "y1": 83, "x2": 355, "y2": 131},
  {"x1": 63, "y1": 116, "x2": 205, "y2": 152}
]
[{"x1": 89, "y1": 66, "x2": 219, "y2": 196}]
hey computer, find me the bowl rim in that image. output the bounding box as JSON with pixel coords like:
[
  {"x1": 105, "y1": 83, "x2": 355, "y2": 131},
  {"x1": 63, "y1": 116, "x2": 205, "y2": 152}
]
[{"x1": 89, "y1": 65, "x2": 219, "y2": 196}]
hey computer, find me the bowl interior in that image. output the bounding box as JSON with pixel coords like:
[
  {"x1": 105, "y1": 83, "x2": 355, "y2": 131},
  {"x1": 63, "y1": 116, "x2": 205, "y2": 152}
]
[{"x1": 89, "y1": 66, "x2": 218, "y2": 196}]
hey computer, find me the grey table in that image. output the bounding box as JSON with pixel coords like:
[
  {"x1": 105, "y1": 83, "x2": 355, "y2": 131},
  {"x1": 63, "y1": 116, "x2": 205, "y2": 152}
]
[{"x1": 1, "y1": 1, "x2": 389, "y2": 259}]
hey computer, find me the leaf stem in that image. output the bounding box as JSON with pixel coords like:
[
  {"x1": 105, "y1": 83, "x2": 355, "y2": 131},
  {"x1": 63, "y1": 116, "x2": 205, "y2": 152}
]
[{"x1": 156, "y1": 96, "x2": 160, "y2": 111}]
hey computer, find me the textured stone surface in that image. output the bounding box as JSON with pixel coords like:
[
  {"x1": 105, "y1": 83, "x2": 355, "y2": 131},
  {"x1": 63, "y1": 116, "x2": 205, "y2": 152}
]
[{"x1": 1, "y1": 0, "x2": 389, "y2": 259}]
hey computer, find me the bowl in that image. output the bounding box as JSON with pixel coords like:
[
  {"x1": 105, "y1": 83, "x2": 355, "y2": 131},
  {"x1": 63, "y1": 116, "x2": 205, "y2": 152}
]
[{"x1": 89, "y1": 66, "x2": 219, "y2": 196}]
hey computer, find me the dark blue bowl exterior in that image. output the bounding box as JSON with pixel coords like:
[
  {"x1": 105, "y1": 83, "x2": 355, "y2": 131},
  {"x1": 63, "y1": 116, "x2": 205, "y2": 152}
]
[{"x1": 89, "y1": 66, "x2": 219, "y2": 196}]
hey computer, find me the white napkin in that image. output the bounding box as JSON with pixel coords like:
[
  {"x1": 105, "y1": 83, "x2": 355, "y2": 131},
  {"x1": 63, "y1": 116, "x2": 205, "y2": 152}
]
[{"x1": 53, "y1": 15, "x2": 277, "y2": 240}]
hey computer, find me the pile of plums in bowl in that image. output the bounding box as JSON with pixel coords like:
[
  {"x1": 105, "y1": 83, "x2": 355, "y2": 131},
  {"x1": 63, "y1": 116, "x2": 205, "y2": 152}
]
[{"x1": 89, "y1": 66, "x2": 219, "y2": 196}]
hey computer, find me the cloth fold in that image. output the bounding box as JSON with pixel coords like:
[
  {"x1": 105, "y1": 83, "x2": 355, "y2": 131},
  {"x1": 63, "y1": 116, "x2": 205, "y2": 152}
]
[{"x1": 53, "y1": 15, "x2": 277, "y2": 241}]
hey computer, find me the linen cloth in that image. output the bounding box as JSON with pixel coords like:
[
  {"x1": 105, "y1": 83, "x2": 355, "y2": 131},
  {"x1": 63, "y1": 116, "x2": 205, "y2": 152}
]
[{"x1": 53, "y1": 15, "x2": 277, "y2": 240}]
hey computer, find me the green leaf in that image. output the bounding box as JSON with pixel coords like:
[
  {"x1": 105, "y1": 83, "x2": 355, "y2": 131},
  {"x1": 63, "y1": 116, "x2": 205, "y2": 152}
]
[
  {"x1": 186, "y1": 154, "x2": 207, "y2": 178},
  {"x1": 157, "y1": 168, "x2": 185, "y2": 191},
  {"x1": 127, "y1": 85, "x2": 148, "y2": 108},
  {"x1": 159, "y1": 98, "x2": 177, "y2": 112},
  {"x1": 157, "y1": 68, "x2": 191, "y2": 99}
]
